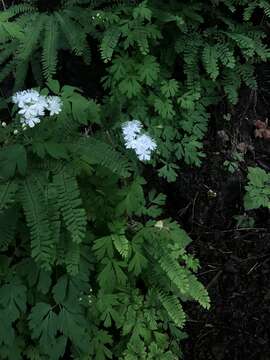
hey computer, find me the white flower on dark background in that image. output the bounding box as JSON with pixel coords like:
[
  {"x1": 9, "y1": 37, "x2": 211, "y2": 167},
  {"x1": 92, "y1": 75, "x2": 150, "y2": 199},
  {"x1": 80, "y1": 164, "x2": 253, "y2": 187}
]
[
  {"x1": 12, "y1": 89, "x2": 40, "y2": 108},
  {"x1": 46, "y1": 96, "x2": 62, "y2": 116},
  {"x1": 122, "y1": 119, "x2": 143, "y2": 145},
  {"x1": 132, "y1": 133, "x2": 157, "y2": 161},
  {"x1": 21, "y1": 117, "x2": 41, "y2": 128},
  {"x1": 122, "y1": 120, "x2": 157, "y2": 161},
  {"x1": 12, "y1": 89, "x2": 63, "y2": 129}
]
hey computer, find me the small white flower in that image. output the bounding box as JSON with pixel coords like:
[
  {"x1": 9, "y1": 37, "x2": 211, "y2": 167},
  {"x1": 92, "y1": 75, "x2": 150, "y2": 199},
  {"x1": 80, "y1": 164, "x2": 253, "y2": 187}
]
[
  {"x1": 12, "y1": 89, "x2": 40, "y2": 108},
  {"x1": 46, "y1": 96, "x2": 62, "y2": 116},
  {"x1": 136, "y1": 134, "x2": 157, "y2": 151},
  {"x1": 1, "y1": 122, "x2": 6, "y2": 127},
  {"x1": 33, "y1": 95, "x2": 48, "y2": 116},
  {"x1": 18, "y1": 105, "x2": 40, "y2": 119},
  {"x1": 13, "y1": 129, "x2": 18, "y2": 135},
  {"x1": 122, "y1": 120, "x2": 157, "y2": 161},
  {"x1": 13, "y1": 89, "x2": 48, "y2": 128},
  {"x1": 122, "y1": 120, "x2": 143, "y2": 144},
  {"x1": 28, "y1": 118, "x2": 41, "y2": 128},
  {"x1": 132, "y1": 134, "x2": 157, "y2": 161},
  {"x1": 12, "y1": 89, "x2": 63, "y2": 128},
  {"x1": 21, "y1": 117, "x2": 41, "y2": 128}
]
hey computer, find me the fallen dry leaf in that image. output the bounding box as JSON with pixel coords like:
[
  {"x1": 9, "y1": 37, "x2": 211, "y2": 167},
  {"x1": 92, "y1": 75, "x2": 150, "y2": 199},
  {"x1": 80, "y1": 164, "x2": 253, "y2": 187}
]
[
  {"x1": 254, "y1": 119, "x2": 270, "y2": 139},
  {"x1": 255, "y1": 119, "x2": 267, "y2": 129},
  {"x1": 255, "y1": 128, "x2": 270, "y2": 139}
]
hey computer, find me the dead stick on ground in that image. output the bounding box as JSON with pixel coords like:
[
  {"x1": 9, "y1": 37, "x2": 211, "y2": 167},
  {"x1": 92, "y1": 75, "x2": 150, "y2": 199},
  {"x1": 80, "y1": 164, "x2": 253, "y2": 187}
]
[{"x1": 206, "y1": 270, "x2": 222, "y2": 290}]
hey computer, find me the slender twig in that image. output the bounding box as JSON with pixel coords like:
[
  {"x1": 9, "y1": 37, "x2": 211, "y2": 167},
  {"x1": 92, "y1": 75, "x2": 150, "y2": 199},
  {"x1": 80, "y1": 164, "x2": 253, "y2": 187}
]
[
  {"x1": 206, "y1": 270, "x2": 222, "y2": 290},
  {"x1": 1, "y1": 0, "x2": 6, "y2": 11},
  {"x1": 191, "y1": 191, "x2": 199, "y2": 231},
  {"x1": 190, "y1": 227, "x2": 267, "y2": 235},
  {"x1": 247, "y1": 262, "x2": 260, "y2": 275}
]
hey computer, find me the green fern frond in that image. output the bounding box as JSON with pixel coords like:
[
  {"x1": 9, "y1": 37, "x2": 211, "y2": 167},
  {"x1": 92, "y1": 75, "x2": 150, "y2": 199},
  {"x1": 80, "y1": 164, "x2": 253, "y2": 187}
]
[
  {"x1": 216, "y1": 43, "x2": 235, "y2": 69},
  {"x1": 158, "y1": 290, "x2": 186, "y2": 328},
  {"x1": 187, "y1": 273, "x2": 210, "y2": 309},
  {"x1": 226, "y1": 32, "x2": 255, "y2": 57},
  {"x1": 222, "y1": 68, "x2": 241, "y2": 104},
  {"x1": 158, "y1": 253, "x2": 189, "y2": 294},
  {"x1": 259, "y1": 0, "x2": 270, "y2": 18},
  {"x1": 100, "y1": 27, "x2": 121, "y2": 62},
  {"x1": 20, "y1": 177, "x2": 54, "y2": 270},
  {"x1": 5, "y1": 4, "x2": 36, "y2": 17},
  {"x1": 244, "y1": 0, "x2": 270, "y2": 21},
  {"x1": 18, "y1": 14, "x2": 45, "y2": 61},
  {"x1": 42, "y1": 15, "x2": 59, "y2": 80},
  {"x1": 66, "y1": 240, "x2": 80, "y2": 275},
  {"x1": 0, "y1": 13, "x2": 23, "y2": 40},
  {"x1": 202, "y1": 45, "x2": 219, "y2": 80},
  {"x1": 46, "y1": 184, "x2": 61, "y2": 251},
  {"x1": 237, "y1": 63, "x2": 257, "y2": 89},
  {"x1": 55, "y1": 12, "x2": 85, "y2": 57},
  {"x1": 53, "y1": 170, "x2": 87, "y2": 244},
  {"x1": 112, "y1": 234, "x2": 129, "y2": 259},
  {"x1": 243, "y1": 3, "x2": 257, "y2": 21},
  {"x1": 76, "y1": 138, "x2": 132, "y2": 177}
]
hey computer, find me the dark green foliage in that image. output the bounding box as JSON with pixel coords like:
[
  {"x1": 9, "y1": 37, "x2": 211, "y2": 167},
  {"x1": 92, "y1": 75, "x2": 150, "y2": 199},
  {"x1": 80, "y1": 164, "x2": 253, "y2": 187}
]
[
  {"x1": 0, "y1": 82, "x2": 209, "y2": 359},
  {"x1": 20, "y1": 177, "x2": 54, "y2": 269},
  {"x1": 0, "y1": 0, "x2": 269, "y2": 175},
  {"x1": 0, "y1": 1, "x2": 93, "y2": 86},
  {"x1": 98, "y1": 0, "x2": 270, "y2": 177},
  {"x1": 54, "y1": 170, "x2": 87, "y2": 244},
  {"x1": 1, "y1": 0, "x2": 269, "y2": 358}
]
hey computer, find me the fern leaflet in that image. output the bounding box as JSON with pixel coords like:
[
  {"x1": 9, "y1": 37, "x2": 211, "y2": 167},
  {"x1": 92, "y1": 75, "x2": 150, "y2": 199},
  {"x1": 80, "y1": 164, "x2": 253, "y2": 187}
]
[
  {"x1": 42, "y1": 15, "x2": 59, "y2": 80},
  {"x1": 20, "y1": 177, "x2": 54, "y2": 269},
  {"x1": 158, "y1": 290, "x2": 186, "y2": 328},
  {"x1": 54, "y1": 170, "x2": 87, "y2": 244}
]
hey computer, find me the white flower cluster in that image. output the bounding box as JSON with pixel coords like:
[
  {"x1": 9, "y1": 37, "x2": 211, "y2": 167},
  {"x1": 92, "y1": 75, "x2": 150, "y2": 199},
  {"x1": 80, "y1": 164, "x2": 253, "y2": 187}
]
[
  {"x1": 12, "y1": 89, "x2": 62, "y2": 128},
  {"x1": 122, "y1": 120, "x2": 157, "y2": 161}
]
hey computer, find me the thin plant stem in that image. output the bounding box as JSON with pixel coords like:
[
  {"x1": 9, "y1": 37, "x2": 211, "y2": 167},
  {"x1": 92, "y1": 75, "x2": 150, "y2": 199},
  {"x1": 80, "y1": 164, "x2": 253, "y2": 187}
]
[{"x1": 1, "y1": 0, "x2": 6, "y2": 11}]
